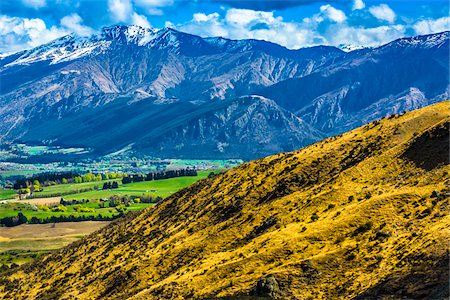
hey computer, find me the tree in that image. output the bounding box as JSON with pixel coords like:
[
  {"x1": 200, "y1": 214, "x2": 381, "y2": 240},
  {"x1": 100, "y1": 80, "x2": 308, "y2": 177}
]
[
  {"x1": 29, "y1": 184, "x2": 35, "y2": 195},
  {"x1": 17, "y1": 212, "x2": 28, "y2": 224},
  {"x1": 62, "y1": 178, "x2": 68, "y2": 184},
  {"x1": 33, "y1": 179, "x2": 41, "y2": 192}
]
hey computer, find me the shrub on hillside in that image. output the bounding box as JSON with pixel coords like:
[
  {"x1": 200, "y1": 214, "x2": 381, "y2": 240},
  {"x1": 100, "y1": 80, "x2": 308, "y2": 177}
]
[{"x1": 51, "y1": 205, "x2": 68, "y2": 212}]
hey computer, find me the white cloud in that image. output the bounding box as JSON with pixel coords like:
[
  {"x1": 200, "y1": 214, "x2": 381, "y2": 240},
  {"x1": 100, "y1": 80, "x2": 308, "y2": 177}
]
[
  {"x1": 178, "y1": 9, "x2": 318, "y2": 49},
  {"x1": 319, "y1": 4, "x2": 347, "y2": 23},
  {"x1": 107, "y1": 0, "x2": 154, "y2": 27},
  {"x1": 164, "y1": 21, "x2": 175, "y2": 28},
  {"x1": 180, "y1": 12, "x2": 228, "y2": 38},
  {"x1": 134, "y1": 0, "x2": 173, "y2": 15},
  {"x1": 173, "y1": 6, "x2": 414, "y2": 50},
  {"x1": 60, "y1": 14, "x2": 94, "y2": 36},
  {"x1": 369, "y1": 4, "x2": 396, "y2": 23},
  {"x1": 413, "y1": 16, "x2": 450, "y2": 35},
  {"x1": 326, "y1": 24, "x2": 406, "y2": 46},
  {"x1": 146, "y1": 8, "x2": 164, "y2": 16},
  {"x1": 108, "y1": 0, "x2": 133, "y2": 22},
  {"x1": 225, "y1": 9, "x2": 280, "y2": 26},
  {"x1": 193, "y1": 13, "x2": 219, "y2": 23},
  {"x1": 352, "y1": 0, "x2": 365, "y2": 10},
  {"x1": 131, "y1": 13, "x2": 151, "y2": 28},
  {"x1": 0, "y1": 15, "x2": 68, "y2": 53},
  {"x1": 22, "y1": 0, "x2": 46, "y2": 9}
]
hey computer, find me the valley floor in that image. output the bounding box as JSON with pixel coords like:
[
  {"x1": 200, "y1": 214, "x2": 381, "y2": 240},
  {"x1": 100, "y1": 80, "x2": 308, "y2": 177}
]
[{"x1": 0, "y1": 221, "x2": 109, "y2": 266}]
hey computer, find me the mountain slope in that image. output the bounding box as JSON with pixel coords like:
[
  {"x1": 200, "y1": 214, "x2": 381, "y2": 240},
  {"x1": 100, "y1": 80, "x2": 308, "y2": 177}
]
[
  {"x1": 259, "y1": 31, "x2": 449, "y2": 134},
  {"x1": 1, "y1": 28, "x2": 448, "y2": 160},
  {"x1": 1, "y1": 101, "x2": 448, "y2": 299},
  {"x1": 19, "y1": 95, "x2": 323, "y2": 159},
  {"x1": 0, "y1": 25, "x2": 342, "y2": 148}
]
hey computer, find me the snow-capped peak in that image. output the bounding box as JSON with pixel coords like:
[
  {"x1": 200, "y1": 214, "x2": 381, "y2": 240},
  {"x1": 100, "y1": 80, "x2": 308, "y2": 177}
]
[
  {"x1": 2, "y1": 33, "x2": 112, "y2": 67},
  {"x1": 1, "y1": 25, "x2": 172, "y2": 67},
  {"x1": 384, "y1": 31, "x2": 449, "y2": 49},
  {"x1": 338, "y1": 44, "x2": 370, "y2": 52},
  {"x1": 2, "y1": 26, "x2": 448, "y2": 68},
  {"x1": 99, "y1": 25, "x2": 159, "y2": 45}
]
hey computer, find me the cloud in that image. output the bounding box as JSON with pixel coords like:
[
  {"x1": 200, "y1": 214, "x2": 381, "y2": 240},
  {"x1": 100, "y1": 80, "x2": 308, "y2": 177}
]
[
  {"x1": 193, "y1": 12, "x2": 220, "y2": 23},
  {"x1": 108, "y1": 0, "x2": 133, "y2": 22},
  {"x1": 369, "y1": 4, "x2": 396, "y2": 23},
  {"x1": 325, "y1": 24, "x2": 406, "y2": 46},
  {"x1": 60, "y1": 14, "x2": 94, "y2": 36},
  {"x1": 352, "y1": 0, "x2": 365, "y2": 10},
  {"x1": 21, "y1": 0, "x2": 46, "y2": 9},
  {"x1": 131, "y1": 12, "x2": 151, "y2": 28},
  {"x1": 0, "y1": 15, "x2": 68, "y2": 53},
  {"x1": 318, "y1": 4, "x2": 346, "y2": 23},
  {"x1": 177, "y1": 8, "x2": 318, "y2": 48},
  {"x1": 174, "y1": 5, "x2": 412, "y2": 49},
  {"x1": 179, "y1": 12, "x2": 228, "y2": 37},
  {"x1": 134, "y1": 0, "x2": 173, "y2": 15},
  {"x1": 413, "y1": 16, "x2": 450, "y2": 35},
  {"x1": 225, "y1": 9, "x2": 280, "y2": 26},
  {"x1": 106, "y1": 0, "x2": 152, "y2": 27},
  {"x1": 211, "y1": 0, "x2": 342, "y2": 11}
]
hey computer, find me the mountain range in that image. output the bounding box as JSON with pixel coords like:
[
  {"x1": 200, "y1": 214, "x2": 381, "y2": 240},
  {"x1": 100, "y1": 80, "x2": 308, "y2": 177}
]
[
  {"x1": 0, "y1": 26, "x2": 448, "y2": 159},
  {"x1": 1, "y1": 102, "x2": 448, "y2": 299}
]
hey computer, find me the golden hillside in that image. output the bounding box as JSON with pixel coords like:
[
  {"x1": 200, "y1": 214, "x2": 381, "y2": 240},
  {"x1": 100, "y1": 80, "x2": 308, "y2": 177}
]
[{"x1": 1, "y1": 101, "x2": 449, "y2": 299}]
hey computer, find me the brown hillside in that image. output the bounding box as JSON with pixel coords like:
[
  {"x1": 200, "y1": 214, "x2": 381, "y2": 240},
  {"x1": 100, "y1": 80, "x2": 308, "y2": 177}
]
[{"x1": 0, "y1": 101, "x2": 449, "y2": 300}]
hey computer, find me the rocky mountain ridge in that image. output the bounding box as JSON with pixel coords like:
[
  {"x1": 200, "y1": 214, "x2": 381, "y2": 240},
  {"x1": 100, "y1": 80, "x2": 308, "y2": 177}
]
[{"x1": 0, "y1": 27, "x2": 448, "y2": 159}]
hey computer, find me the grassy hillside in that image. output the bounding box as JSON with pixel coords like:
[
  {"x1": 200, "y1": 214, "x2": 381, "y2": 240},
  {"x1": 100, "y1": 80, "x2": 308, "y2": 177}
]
[{"x1": 0, "y1": 102, "x2": 448, "y2": 299}]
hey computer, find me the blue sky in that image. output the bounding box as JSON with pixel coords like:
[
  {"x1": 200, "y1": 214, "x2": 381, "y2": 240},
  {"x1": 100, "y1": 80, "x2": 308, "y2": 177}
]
[{"x1": 0, "y1": 0, "x2": 449, "y2": 53}]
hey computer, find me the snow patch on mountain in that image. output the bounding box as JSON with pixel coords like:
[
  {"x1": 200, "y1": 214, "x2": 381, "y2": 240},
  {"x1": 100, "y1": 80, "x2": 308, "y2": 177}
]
[
  {"x1": 4, "y1": 35, "x2": 112, "y2": 67},
  {"x1": 338, "y1": 44, "x2": 370, "y2": 52},
  {"x1": 382, "y1": 31, "x2": 449, "y2": 49}
]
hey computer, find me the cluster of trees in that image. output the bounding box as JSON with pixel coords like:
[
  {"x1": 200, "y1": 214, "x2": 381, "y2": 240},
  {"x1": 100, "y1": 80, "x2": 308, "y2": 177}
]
[
  {"x1": 60, "y1": 198, "x2": 90, "y2": 206},
  {"x1": 72, "y1": 172, "x2": 126, "y2": 183},
  {"x1": 15, "y1": 180, "x2": 42, "y2": 197},
  {"x1": 122, "y1": 169, "x2": 197, "y2": 184},
  {"x1": 102, "y1": 181, "x2": 119, "y2": 190},
  {"x1": 13, "y1": 172, "x2": 128, "y2": 191},
  {"x1": 0, "y1": 211, "x2": 122, "y2": 227},
  {"x1": 13, "y1": 172, "x2": 77, "y2": 189},
  {"x1": 108, "y1": 195, "x2": 131, "y2": 207},
  {"x1": 0, "y1": 213, "x2": 28, "y2": 227},
  {"x1": 27, "y1": 187, "x2": 93, "y2": 199},
  {"x1": 135, "y1": 195, "x2": 163, "y2": 203},
  {"x1": 73, "y1": 205, "x2": 95, "y2": 213},
  {"x1": 28, "y1": 214, "x2": 118, "y2": 225}
]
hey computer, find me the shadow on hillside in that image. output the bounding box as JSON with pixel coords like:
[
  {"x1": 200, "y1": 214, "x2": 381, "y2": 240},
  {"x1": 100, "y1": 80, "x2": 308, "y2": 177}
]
[
  {"x1": 401, "y1": 121, "x2": 449, "y2": 171},
  {"x1": 354, "y1": 254, "x2": 449, "y2": 300}
]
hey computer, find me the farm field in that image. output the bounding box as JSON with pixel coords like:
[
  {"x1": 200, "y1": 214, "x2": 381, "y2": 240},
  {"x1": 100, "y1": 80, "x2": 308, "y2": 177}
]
[
  {"x1": 63, "y1": 171, "x2": 210, "y2": 200},
  {"x1": 0, "y1": 189, "x2": 15, "y2": 200},
  {"x1": 0, "y1": 169, "x2": 213, "y2": 267},
  {"x1": 0, "y1": 201, "x2": 153, "y2": 219},
  {"x1": 1, "y1": 170, "x2": 211, "y2": 201},
  {"x1": 0, "y1": 221, "x2": 109, "y2": 266}
]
